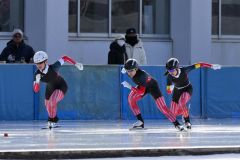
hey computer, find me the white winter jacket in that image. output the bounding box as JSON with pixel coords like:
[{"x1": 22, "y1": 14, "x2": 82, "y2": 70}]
[{"x1": 125, "y1": 40, "x2": 147, "y2": 65}]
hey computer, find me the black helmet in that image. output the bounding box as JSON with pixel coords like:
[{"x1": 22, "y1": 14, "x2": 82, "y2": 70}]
[
  {"x1": 124, "y1": 59, "x2": 138, "y2": 70},
  {"x1": 166, "y1": 58, "x2": 179, "y2": 70}
]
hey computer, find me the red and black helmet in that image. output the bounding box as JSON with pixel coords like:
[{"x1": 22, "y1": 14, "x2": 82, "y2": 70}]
[
  {"x1": 124, "y1": 59, "x2": 138, "y2": 70},
  {"x1": 166, "y1": 58, "x2": 179, "y2": 70}
]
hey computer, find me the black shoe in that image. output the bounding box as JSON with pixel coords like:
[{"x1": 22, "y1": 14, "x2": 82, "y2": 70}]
[{"x1": 47, "y1": 116, "x2": 59, "y2": 123}]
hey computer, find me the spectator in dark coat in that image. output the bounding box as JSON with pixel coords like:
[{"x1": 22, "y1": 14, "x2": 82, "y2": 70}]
[
  {"x1": 0, "y1": 29, "x2": 35, "y2": 63},
  {"x1": 108, "y1": 34, "x2": 128, "y2": 64}
]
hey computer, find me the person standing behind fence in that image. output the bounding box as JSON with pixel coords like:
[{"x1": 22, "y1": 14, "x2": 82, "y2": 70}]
[
  {"x1": 108, "y1": 34, "x2": 128, "y2": 64},
  {"x1": 125, "y1": 28, "x2": 147, "y2": 65},
  {"x1": 0, "y1": 29, "x2": 34, "y2": 63}
]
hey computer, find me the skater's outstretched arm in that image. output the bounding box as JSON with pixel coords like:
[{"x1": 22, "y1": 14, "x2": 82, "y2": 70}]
[
  {"x1": 53, "y1": 55, "x2": 83, "y2": 71},
  {"x1": 61, "y1": 55, "x2": 83, "y2": 70},
  {"x1": 185, "y1": 62, "x2": 221, "y2": 73}
]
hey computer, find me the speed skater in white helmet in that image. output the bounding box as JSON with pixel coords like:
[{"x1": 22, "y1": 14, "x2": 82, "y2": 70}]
[{"x1": 33, "y1": 51, "x2": 83, "y2": 128}]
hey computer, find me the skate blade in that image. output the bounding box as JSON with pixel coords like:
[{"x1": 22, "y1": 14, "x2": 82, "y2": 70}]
[
  {"x1": 41, "y1": 125, "x2": 61, "y2": 130},
  {"x1": 129, "y1": 127, "x2": 147, "y2": 131},
  {"x1": 179, "y1": 128, "x2": 188, "y2": 132}
]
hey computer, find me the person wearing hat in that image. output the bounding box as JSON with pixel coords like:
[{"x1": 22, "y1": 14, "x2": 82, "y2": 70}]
[
  {"x1": 108, "y1": 34, "x2": 128, "y2": 64},
  {"x1": 125, "y1": 28, "x2": 147, "y2": 65},
  {"x1": 0, "y1": 29, "x2": 35, "y2": 63}
]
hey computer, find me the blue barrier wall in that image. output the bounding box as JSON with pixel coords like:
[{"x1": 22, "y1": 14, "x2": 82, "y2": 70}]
[
  {"x1": 0, "y1": 65, "x2": 34, "y2": 120},
  {"x1": 0, "y1": 65, "x2": 239, "y2": 120},
  {"x1": 37, "y1": 65, "x2": 121, "y2": 120},
  {"x1": 203, "y1": 67, "x2": 240, "y2": 118}
]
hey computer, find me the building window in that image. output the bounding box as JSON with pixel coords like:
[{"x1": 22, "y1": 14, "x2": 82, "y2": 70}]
[
  {"x1": 69, "y1": 0, "x2": 78, "y2": 33},
  {"x1": 212, "y1": 0, "x2": 240, "y2": 36},
  {"x1": 0, "y1": 0, "x2": 24, "y2": 32},
  {"x1": 142, "y1": 0, "x2": 169, "y2": 34},
  {"x1": 112, "y1": 0, "x2": 139, "y2": 33},
  {"x1": 212, "y1": 0, "x2": 219, "y2": 35},
  {"x1": 69, "y1": 0, "x2": 170, "y2": 37},
  {"x1": 80, "y1": 0, "x2": 108, "y2": 33}
]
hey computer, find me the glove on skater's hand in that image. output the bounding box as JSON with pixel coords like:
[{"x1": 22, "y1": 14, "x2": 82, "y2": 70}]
[
  {"x1": 35, "y1": 74, "x2": 41, "y2": 83},
  {"x1": 75, "y1": 62, "x2": 83, "y2": 70},
  {"x1": 211, "y1": 64, "x2": 221, "y2": 70},
  {"x1": 121, "y1": 81, "x2": 132, "y2": 89},
  {"x1": 167, "y1": 89, "x2": 172, "y2": 94},
  {"x1": 33, "y1": 83, "x2": 40, "y2": 93},
  {"x1": 166, "y1": 85, "x2": 173, "y2": 94},
  {"x1": 121, "y1": 68, "x2": 126, "y2": 74}
]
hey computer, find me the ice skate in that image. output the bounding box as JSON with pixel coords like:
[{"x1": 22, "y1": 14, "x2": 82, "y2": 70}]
[
  {"x1": 42, "y1": 117, "x2": 60, "y2": 129},
  {"x1": 182, "y1": 116, "x2": 191, "y2": 129},
  {"x1": 175, "y1": 124, "x2": 185, "y2": 131},
  {"x1": 129, "y1": 120, "x2": 145, "y2": 130},
  {"x1": 173, "y1": 120, "x2": 185, "y2": 132},
  {"x1": 133, "y1": 120, "x2": 144, "y2": 128},
  {"x1": 184, "y1": 122, "x2": 192, "y2": 129},
  {"x1": 48, "y1": 121, "x2": 59, "y2": 129}
]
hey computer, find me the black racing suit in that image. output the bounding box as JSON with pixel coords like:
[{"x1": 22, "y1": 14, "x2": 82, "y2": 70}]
[
  {"x1": 34, "y1": 61, "x2": 68, "y2": 100},
  {"x1": 166, "y1": 65, "x2": 195, "y2": 103},
  {"x1": 132, "y1": 69, "x2": 162, "y2": 99}
]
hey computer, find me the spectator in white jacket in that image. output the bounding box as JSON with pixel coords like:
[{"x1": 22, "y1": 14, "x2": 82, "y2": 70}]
[{"x1": 125, "y1": 28, "x2": 147, "y2": 65}]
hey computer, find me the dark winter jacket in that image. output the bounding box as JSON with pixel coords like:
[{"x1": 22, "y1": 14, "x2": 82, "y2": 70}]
[
  {"x1": 0, "y1": 40, "x2": 35, "y2": 63},
  {"x1": 108, "y1": 41, "x2": 128, "y2": 65}
]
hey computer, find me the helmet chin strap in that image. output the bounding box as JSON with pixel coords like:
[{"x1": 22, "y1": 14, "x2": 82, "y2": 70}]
[
  {"x1": 41, "y1": 63, "x2": 49, "y2": 74},
  {"x1": 173, "y1": 68, "x2": 181, "y2": 78}
]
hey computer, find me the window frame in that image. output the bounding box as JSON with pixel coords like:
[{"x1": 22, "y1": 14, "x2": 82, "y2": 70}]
[
  {"x1": 0, "y1": 0, "x2": 25, "y2": 37},
  {"x1": 212, "y1": 0, "x2": 240, "y2": 39},
  {"x1": 69, "y1": 0, "x2": 171, "y2": 39}
]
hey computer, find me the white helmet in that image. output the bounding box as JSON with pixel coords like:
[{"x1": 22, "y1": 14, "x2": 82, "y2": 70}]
[{"x1": 33, "y1": 51, "x2": 48, "y2": 63}]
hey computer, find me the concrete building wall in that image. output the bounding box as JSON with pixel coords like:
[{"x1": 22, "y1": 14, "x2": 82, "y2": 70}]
[
  {"x1": 211, "y1": 41, "x2": 240, "y2": 65},
  {"x1": 1, "y1": 0, "x2": 240, "y2": 65},
  {"x1": 171, "y1": 0, "x2": 212, "y2": 65},
  {"x1": 25, "y1": 0, "x2": 46, "y2": 52},
  {"x1": 190, "y1": 0, "x2": 212, "y2": 63},
  {"x1": 171, "y1": 0, "x2": 191, "y2": 65},
  {"x1": 24, "y1": 0, "x2": 172, "y2": 64}
]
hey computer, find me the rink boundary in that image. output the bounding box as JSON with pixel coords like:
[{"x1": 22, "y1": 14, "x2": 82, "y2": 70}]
[{"x1": 1, "y1": 146, "x2": 240, "y2": 159}]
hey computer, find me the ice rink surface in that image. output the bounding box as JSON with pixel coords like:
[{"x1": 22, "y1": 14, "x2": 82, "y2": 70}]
[
  {"x1": 80, "y1": 154, "x2": 240, "y2": 160},
  {"x1": 0, "y1": 118, "x2": 240, "y2": 159}
]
